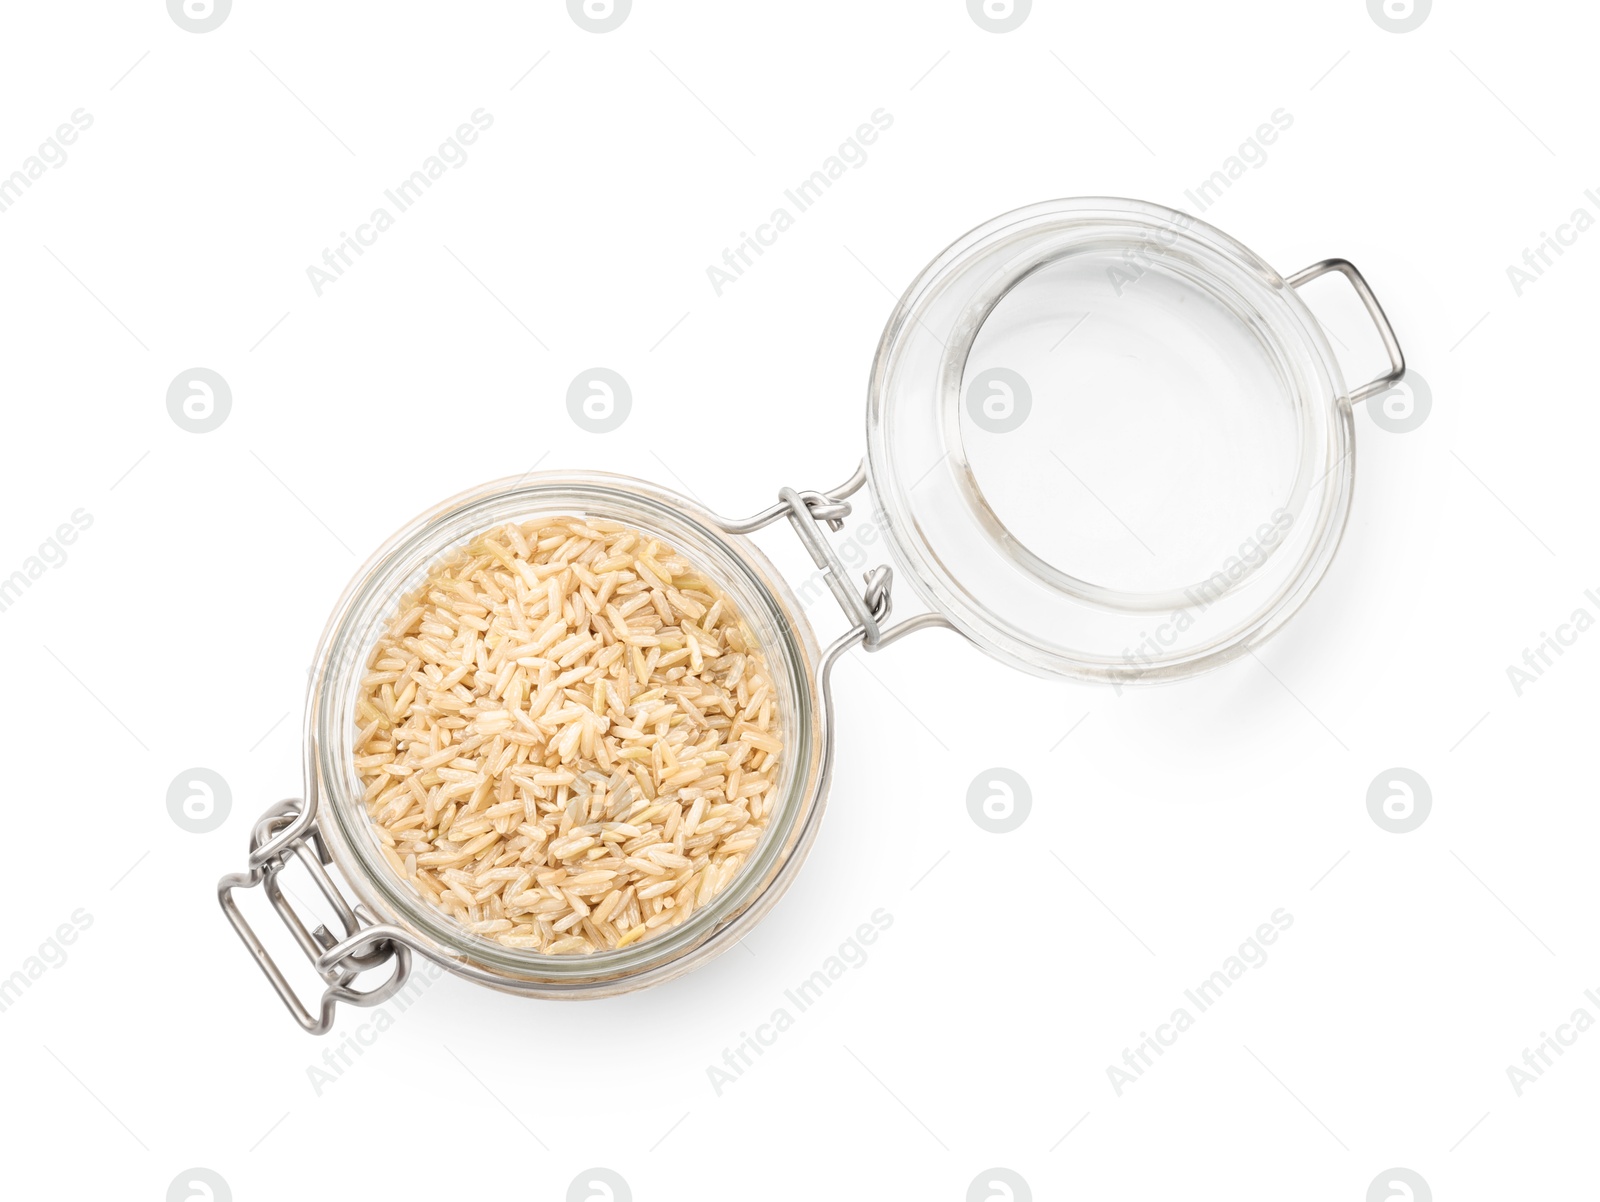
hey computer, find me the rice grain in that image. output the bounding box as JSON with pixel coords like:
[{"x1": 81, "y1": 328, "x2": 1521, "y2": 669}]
[{"x1": 353, "y1": 517, "x2": 782, "y2": 955}]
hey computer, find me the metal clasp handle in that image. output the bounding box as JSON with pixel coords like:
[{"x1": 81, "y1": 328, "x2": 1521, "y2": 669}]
[
  {"x1": 218, "y1": 798, "x2": 413, "y2": 1034},
  {"x1": 1286, "y1": 258, "x2": 1407, "y2": 404},
  {"x1": 715, "y1": 462, "x2": 894, "y2": 645},
  {"x1": 713, "y1": 462, "x2": 951, "y2": 653}
]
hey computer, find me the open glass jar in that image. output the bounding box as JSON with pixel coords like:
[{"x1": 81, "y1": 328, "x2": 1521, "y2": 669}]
[{"x1": 220, "y1": 197, "x2": 1405, "y2": 1031}]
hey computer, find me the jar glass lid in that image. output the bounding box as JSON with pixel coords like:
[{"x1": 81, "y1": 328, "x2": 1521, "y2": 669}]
[{"x1": 865, "y1": 198, "x2": 1354, "y2": 684}]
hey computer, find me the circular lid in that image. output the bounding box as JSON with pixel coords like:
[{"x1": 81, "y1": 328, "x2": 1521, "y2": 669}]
[{"x1": 865, "y1": 198, "x2": 1354, "y2": 684}]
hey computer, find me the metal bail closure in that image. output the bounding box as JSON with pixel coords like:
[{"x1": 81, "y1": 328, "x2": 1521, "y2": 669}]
[
  {"x1": 218, "y1": 798, "x2": 414, "y2": 1034},
  {"x1": 713, "y1": 461, "x2": 949, "y2": 655}
]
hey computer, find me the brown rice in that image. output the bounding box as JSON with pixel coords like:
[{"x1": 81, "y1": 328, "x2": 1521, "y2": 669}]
[{"x1": 351, "y1": 517, "x2": 782, "y2": 954}]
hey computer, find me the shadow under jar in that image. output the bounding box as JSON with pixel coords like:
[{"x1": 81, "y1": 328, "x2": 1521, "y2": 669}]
[{"x1": 220, "y1": 197, "x2": 1407, "y2": 1032}]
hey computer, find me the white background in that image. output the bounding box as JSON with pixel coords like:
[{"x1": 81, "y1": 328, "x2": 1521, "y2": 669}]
[{"x1": 1, "y1": 1, "x2": 1595, "y2": 1199}]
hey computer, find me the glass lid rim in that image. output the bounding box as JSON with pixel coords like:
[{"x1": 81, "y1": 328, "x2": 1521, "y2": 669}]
[{"x1": 862, "y1": 195, "x2": 1356, "y2": 683}]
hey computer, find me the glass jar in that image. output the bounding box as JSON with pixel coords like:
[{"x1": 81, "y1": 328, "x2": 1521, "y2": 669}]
[{"x1": 220, "y1": 197, "x2": 1406, "y2": 1031}]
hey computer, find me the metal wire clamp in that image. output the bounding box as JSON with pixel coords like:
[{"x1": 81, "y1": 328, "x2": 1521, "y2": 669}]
[{"x1": 217, "y1": 798, "x2": 413, "y2": 1034}]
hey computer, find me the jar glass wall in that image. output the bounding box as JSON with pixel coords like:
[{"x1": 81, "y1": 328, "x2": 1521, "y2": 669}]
[{"x1": 307, "y1": 472, "x2": 828, "y2": 997}]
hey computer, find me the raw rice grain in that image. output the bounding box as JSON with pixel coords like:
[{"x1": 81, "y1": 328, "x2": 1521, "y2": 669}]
[{"x1": 353, "y1": 518, "x2": 782, "y2": 955}]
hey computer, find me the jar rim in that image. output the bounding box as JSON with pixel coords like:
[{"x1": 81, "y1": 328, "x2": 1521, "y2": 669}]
[
  {"x1": 865, "y1": 196, "x2": 1356, "y2": 683},
  {"x1": 303, "y1": 471, "x2": 829, "y2": 996}
]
